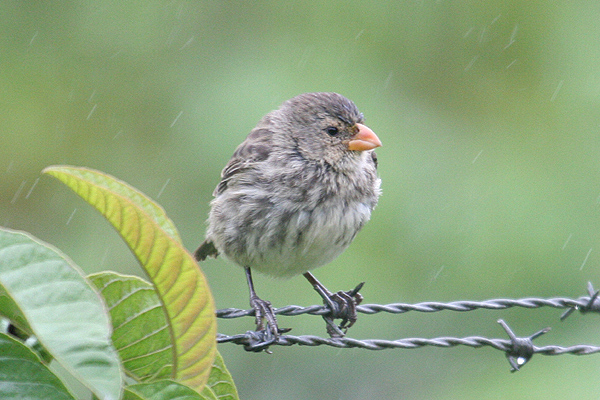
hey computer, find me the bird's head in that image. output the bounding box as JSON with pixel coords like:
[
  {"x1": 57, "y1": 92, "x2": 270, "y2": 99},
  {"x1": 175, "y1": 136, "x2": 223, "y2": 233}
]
[{"x1": 273, "y1": 92, "x2": 381, "y2": 168}]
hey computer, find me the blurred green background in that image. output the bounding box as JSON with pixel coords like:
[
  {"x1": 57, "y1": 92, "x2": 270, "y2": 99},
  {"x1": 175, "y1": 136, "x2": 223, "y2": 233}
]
[{"x1": 2, "y1": 1, "x2": 600, "y2": 399}]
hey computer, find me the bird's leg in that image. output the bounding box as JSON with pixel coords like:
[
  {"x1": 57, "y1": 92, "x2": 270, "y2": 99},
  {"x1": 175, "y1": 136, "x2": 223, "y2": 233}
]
[
  {"x1": 244, "y1": 267, "x2": 289, "y2": 351},
  {"x1": 303, "y1": 272, "x2": 364, "y2": 338}
]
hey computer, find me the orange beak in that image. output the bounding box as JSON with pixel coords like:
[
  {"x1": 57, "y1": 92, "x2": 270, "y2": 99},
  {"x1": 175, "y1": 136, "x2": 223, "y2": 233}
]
[{"x1": 347, "y1": 123, "x2": 382, "y2": 151}]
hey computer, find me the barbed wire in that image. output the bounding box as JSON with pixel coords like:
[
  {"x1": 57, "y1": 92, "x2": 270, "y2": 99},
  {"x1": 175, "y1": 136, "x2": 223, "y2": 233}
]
[
  {"x1": 216, "y1": 282, "x2": 600, "y2": 371},
  {"x1": 216, "y1": 297, "x2": 591, "y2": 318}
]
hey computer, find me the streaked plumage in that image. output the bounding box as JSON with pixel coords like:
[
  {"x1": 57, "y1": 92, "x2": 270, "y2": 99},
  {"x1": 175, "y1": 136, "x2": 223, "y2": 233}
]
[{"x1": 195, "y1": 92, "x2": 381, "y2": 341}]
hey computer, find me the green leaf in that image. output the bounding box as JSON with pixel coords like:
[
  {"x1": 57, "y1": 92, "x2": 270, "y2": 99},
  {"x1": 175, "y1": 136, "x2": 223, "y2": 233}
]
[
  {"x1": 200, "y1": 386, "x2": 219, "y2": 400},
  {"x1": 89, "y1": 271, "x2": 239, "y2": 399},
  {"x1": 122, "y1": 390, "x2": 145, "y2": 400},
  {"x1": 0, "y1": 228, "x2": 123, "y2": 400},
  {"x1": 205, "y1": 352, "x2": 239, "y2": 400},
  {"x1": 124, "y1": 380, "x2": 214, "y2": 400},
  {"x1": 44, "y1": 165, "x2": 217, "y2": 391},
  {"x1": 88, "y1": 271, "x2": 173, "y2": 382},
  {"x1": 0, "y1": 332, "x2": 76, "y2": 400}
]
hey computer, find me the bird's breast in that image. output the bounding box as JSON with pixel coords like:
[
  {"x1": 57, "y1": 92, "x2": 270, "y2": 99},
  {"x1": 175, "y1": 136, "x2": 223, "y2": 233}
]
[
  {"x1": 240, "y1": 197, "x2": 372, "y2": 278},
  {"x1": 208, "y1": 160, "x2": 379, "y2": 278}
]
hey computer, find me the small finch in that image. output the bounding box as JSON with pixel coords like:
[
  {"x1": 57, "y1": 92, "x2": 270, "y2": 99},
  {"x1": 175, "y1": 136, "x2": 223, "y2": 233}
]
[{"x1": 195, "y1": 92, "x2": 381, "y2": 347}]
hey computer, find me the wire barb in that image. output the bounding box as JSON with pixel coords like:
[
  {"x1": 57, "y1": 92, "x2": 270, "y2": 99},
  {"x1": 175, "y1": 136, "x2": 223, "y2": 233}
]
[
  {"x1": 216, "y1": 282, "x2": 600, "y2": 371},
  {"x1": 216, "y1": 332, "x2": 600, "y2": 355},
  {"x1": 497, "y1": 319, "x2": 550, "y2": 372},
  {"x1": 217, "y1": 296, "x2": 598, "y2": 319},
  {"x1": 560, "y1": 282, "x2": 600, "y2": 320}
]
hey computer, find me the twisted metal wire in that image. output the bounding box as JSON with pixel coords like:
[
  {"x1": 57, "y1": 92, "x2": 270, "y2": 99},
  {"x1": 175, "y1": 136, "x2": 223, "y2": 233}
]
[
  {"x1": 216, "y1": 283, "x2": 600, "y2": 368},
  {"x1": 216, "y1": 332, "x2": 600, "y2": 355},
  {"x1": 216, "y1": 296, "x2": 591, "y2": 318}
]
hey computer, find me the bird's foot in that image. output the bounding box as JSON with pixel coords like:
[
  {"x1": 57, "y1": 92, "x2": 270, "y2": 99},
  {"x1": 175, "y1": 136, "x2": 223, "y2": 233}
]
[
  {"x1": 247, "y1": 295, "x2": 290, "y2": 352},
  {"x1": 310, "y1": 279, "x2": 364, "y2": 338}
]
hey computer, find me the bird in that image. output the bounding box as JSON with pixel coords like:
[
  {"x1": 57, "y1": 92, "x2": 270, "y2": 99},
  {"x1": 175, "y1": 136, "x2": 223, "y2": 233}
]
[{"x1": 195, "y1": 92, "x2": 381, "y2": 349}]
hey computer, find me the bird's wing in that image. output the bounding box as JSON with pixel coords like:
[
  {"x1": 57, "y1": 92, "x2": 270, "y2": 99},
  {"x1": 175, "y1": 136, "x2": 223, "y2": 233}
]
[
  {"x1": 213, "y1": 128, "x2": 273, "y2": 196},
  {"x1": 196, "y1": 128, "x2": 273, "y2": 261}
]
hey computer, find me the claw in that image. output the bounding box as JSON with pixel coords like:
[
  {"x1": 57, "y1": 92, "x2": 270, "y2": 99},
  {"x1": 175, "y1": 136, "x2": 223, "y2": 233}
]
[
  {"x1": 326, "y1": 286, "x2": 364, "y2": 336},
  {"x1": 249, "y1": 295, "x2": 276, "y2": 332},
  {"x1": 303, "y1": 272, "x2": 364, "y2": 337},
  {"x1": 244, "y1": 267, "x2": 290, "y2": 352},
  {"x1": 242, "y1": 330, "x2": 278, "y2": 353}
]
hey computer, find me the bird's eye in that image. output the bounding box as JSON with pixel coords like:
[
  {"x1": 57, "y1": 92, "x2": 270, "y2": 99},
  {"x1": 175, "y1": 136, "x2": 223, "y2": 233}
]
[{"x1": 325, "y1": 126, "x2": 339, "y2": 136}]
